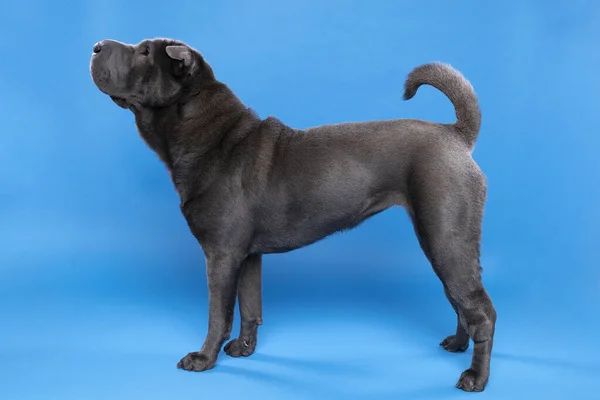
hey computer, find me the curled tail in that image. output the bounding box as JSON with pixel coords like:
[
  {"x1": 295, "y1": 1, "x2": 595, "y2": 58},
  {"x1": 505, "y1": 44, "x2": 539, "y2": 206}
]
[{"x1": 403, "y1": 62, "x2": 481, "y2": 149}]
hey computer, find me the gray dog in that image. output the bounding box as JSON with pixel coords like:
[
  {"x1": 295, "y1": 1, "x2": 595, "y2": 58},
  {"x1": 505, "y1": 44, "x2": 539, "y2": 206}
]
[{"x1": 90, "y1": 38, "x2": 497, "y2": 392}]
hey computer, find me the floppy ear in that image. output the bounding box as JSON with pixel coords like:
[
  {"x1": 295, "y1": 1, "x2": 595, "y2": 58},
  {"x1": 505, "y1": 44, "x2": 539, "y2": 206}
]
[{"x1": 166, "y1": 45, "x2": 195, "y2": 70}]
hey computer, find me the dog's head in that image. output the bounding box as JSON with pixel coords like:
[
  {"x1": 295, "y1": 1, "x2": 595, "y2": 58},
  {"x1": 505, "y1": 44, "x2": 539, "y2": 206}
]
[{"x1": 89, "y1": 38, "x2": 213, "y2": 109}]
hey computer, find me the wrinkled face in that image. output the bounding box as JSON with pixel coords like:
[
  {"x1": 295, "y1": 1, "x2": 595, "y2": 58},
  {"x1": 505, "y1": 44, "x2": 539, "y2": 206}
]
[{"x1": 89, "y1": 38, "x2": 205, "y2": 109}]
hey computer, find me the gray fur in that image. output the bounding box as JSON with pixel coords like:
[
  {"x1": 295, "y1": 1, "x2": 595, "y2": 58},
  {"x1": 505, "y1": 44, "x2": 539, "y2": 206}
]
[
  {"x1": 90, "y1": 38, "x2": 497, "y2": 392},
  {"x1": 404, "y1": 62, "x2": 481, "y2": 148}
]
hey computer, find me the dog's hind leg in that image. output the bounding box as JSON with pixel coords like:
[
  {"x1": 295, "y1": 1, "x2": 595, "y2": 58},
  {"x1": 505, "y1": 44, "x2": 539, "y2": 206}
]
[
  {"x1": 224, "y1": 254, "x2": 263, "y2": 357},
  {"x1": 439, "y1": 287, "x2": 470, "y2": 352},
  {"x1": 408, "y1": 165, "x2": 496, "y2": 392}
]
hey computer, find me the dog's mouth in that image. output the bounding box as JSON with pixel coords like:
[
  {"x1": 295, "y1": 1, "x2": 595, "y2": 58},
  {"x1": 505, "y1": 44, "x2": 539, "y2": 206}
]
[{"x1": 90, "y1": 58, "x2": 126, "y2": 101}]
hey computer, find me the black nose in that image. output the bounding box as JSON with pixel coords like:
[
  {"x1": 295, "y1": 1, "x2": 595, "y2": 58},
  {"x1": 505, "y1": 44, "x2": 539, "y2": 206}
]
[{"x1": 93, "y1": 42, "x2": 102, "y2": 54}]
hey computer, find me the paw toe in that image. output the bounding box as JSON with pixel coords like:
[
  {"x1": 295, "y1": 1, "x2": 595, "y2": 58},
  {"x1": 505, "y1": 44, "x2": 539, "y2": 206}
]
[
  {"x1": 456, "y1": 368, "x2": 487, "y2": 392},
  {"x1": 224, "y1": 338, "x2": 255, "y2": 358}
]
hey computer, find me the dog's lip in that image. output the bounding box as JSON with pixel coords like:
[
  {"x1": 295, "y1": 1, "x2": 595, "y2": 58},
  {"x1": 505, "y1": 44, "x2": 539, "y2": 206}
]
[
  {"x1": 89, "y1": 65, "x2": 114, "y2": 96},
  {"x1": 110, "y1": 95, "x2": 127, "y2": 102}
]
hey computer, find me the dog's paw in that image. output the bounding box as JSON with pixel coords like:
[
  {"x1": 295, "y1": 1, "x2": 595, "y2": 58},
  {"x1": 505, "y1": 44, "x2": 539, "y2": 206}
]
[
  {"x1": 456, "y1": 368, "x2": 488, "y2": 392},
  {"x1": 224, "y1": 337, "x2": 256, "y2": 358},
  {"x1": 440, "y1": 335, "x2": 469, "y2": 352},
  {"x1": 176, "y1": 352, "x2": 216, "y2": 372}
]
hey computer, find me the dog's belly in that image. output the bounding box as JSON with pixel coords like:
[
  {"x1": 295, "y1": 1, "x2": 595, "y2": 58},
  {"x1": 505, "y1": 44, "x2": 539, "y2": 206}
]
[{"x1": 250, "y1": 189, "x2": 403, "y2": 254}]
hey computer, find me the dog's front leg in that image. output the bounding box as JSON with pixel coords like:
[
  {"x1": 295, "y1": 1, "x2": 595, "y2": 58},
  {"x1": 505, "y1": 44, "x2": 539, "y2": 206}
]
[
  {"x1": 224, "y1": 254, "x2": 262, "y2": 357},
  {"x1": 177, "y1": 251, "x2": 244, "y2": 372}
]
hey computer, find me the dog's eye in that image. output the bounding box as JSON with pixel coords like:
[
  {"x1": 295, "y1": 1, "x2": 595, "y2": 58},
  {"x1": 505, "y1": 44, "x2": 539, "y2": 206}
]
[{"x1": 140, "y1": 46, "x2": 150, "y2": 56}]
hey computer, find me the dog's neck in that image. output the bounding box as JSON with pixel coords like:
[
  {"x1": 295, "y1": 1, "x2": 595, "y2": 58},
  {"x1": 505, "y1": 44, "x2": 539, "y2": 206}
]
[{"x1": 132, "y1": 80, "x2": 261, "y2": 202}]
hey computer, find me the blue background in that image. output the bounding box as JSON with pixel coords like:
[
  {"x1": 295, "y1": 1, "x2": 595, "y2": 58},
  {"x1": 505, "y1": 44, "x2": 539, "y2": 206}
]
[{"x1": 1, "y1": 0, "x2": 599, "y2": 398}]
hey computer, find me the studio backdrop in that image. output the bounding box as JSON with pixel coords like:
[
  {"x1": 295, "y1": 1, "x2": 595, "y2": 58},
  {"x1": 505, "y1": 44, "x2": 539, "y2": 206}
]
[{"x1": 1, "y1": 0, "x2": 599, "y2": 399}]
